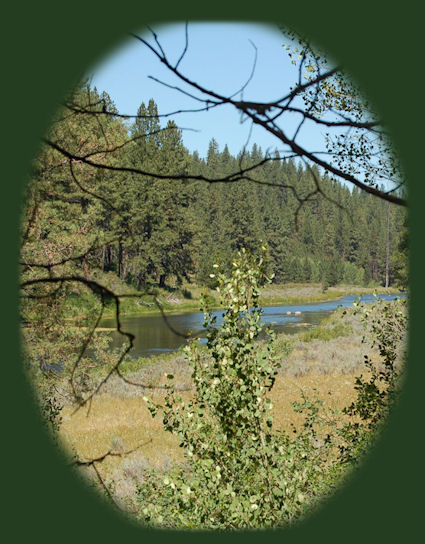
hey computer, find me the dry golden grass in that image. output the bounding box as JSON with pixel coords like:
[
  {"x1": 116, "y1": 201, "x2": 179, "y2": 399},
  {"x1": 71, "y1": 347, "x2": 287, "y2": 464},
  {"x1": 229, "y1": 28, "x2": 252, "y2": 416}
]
[
  {"x1": 269, "y1": 373, "x2": 358, "y2": 433},
  {"x1": 59, "y1": 371, "x2": 359, "y2": 483},
  {"x1": 56, "y1": 308, "x2": 385, "y2": 509},
  {"x1": 60, "y1": 391, "x2": 188, "y2": 468},
  {"x1": 58, "y1": 369, "x2": 362, "y2": 513}
]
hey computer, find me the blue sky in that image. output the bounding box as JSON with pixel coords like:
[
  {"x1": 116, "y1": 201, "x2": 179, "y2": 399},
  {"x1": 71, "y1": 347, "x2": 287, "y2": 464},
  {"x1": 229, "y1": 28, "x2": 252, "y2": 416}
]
[{"x1": 88, "y1": 22, "x2": 327, "y2": 159}]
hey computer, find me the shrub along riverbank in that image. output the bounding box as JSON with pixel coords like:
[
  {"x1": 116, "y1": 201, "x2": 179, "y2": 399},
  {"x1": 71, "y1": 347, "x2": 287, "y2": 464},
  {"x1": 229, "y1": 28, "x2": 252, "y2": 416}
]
[{"x1": 57, "y1": 291, "x2": 406, "y2": 528}]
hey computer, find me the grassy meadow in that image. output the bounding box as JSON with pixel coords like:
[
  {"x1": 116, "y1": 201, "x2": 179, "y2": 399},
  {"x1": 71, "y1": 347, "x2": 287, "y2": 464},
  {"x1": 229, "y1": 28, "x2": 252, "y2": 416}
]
[{"x1": 57, "y1": 306, "x2": 384, "y2": 512}]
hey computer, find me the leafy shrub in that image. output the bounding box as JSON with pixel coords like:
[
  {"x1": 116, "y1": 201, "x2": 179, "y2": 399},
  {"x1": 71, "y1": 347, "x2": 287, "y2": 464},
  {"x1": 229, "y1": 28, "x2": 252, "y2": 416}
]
[
  {"x1": 299, "y1": 322, "x2": 352, "y2": 343},
  {"x1": 337, "y1": 297, "x2": 407, "y2": 464},
  {"x1": 40, "y1": 389, "x2": 63, "y2": 434},
  {"x1": 136, "y1": 248, "x2": 332, "y2": 529},
  {"x1": 127, "y1": 256, "x2": 407, "y2": 530}
]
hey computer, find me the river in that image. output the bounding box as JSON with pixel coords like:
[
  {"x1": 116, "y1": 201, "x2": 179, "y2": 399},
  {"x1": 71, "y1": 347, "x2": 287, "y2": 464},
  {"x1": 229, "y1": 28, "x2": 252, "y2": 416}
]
[{"x1": 99, "y1": 293, "x2": 405, "y2": 359}]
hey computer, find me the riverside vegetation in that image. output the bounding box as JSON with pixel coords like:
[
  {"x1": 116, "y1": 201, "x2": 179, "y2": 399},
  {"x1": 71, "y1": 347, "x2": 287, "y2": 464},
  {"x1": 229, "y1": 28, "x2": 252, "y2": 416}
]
[
  {"x1": 53, "y1": 249, "x2": 406, "y2": 529},
  {"x1": 20, "y1": 37, "x2": 408, "y2": 529}
]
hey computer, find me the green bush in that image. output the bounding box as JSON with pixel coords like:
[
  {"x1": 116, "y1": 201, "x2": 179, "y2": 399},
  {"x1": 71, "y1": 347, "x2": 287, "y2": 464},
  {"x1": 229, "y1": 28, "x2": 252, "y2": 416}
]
[
  {"x1": 137, "y1": 248, "x2": 332, "y2": 529},
  {"x1": 299, "y1": 322, "x2": 352, "y2": 343},
  {"x1": 132, "y1": 254, "x2": 407, "y2": 530},
  {"x1": 337, "y1": 297, "x2": 407, "y2": 464},
  {"x1": 341, "y1": 261, "x2": 364, "y2": 285}
]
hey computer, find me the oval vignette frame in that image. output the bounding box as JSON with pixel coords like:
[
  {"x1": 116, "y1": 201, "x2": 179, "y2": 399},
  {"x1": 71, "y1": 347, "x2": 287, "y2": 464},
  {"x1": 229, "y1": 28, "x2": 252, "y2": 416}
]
[{"x1": 3, "y1": 2, "x2": 422, "y2": 543}]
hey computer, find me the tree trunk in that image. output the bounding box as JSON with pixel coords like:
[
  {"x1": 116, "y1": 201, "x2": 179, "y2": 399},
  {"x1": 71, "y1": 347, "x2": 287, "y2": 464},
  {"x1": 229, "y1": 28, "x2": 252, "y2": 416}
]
[
  {"x1": 118, "y1": 240, "x2": 123, "y2": 278},
  {"x1": 385, "y1": 202, "x2": 390, "y2": 288},
  {"x1": 83, "y1": 258, "x2": 90, "y2": 281},
  {"x1": 101, "y1": 246, "x2": 105, "y2": 272}
]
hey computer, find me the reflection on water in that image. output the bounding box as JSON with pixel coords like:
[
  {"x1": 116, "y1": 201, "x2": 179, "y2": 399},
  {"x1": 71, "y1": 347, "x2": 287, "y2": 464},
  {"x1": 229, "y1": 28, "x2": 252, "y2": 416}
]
[{"x1": 100, "y1": 294, "x2": 405, "y2": 358}]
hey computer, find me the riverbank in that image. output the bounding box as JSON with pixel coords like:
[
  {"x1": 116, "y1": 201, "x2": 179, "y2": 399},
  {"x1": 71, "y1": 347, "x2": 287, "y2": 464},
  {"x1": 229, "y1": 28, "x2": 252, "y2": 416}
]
[
  {"x1": 88, "y1": 281, "x2": 403, "y2": 321},
  {"x1": 57, "y1": 307, "x2": 376, "y2": 506},
  {"x1": 55, "y1": 295, "x2": 407, "y2": 519},
  {"x1": 62, "y1": 268, "x2": 403, "y2": 322}
]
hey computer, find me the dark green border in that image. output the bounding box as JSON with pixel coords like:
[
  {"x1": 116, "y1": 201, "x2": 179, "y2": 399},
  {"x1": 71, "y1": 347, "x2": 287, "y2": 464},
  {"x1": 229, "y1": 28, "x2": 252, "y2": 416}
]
[{"x1": 3, "y1": 1, "x2": 422, "y2": 542}]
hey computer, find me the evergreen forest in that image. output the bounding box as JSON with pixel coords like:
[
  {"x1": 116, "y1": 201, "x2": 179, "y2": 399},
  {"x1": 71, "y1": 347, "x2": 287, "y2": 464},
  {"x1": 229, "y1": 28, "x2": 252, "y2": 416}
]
[
  {"x1": 20, "y1": 74, "x2": 409, "y2": 530},
  {"x1": 22, "y1": 83, "x2": 407, "y2": 302},
  {"x1": 13, "y1": 14, "x2": 415, "y2": 536}
]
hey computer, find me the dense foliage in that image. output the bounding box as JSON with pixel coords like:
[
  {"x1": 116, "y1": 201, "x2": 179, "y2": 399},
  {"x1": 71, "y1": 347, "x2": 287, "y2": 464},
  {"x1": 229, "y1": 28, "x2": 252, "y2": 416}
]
[
  {"x1": 22, "y1": 82, "x2": 407, "y2": 298},
  {"x1": 137, "y1": 249, "x2": 334, "y2": 528},
  {"x1": 20, "y1": 78, "x2": 407, "y2": 438},
  {"x1": 135, "y1": 250, "x2": 407, "y2": 529},
  {"x1": 336, "y1": 295, "x2": 407, "y2": 464},
  {"x1": 192, "y1": 141, "x2": 406, "y2": 289}
]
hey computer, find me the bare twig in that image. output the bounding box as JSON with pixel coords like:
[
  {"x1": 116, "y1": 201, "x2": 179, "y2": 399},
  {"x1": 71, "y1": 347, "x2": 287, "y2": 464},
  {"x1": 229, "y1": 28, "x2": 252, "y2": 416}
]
[{"x1": 72, "y1": 438, "x2": 153, "y2": 510}]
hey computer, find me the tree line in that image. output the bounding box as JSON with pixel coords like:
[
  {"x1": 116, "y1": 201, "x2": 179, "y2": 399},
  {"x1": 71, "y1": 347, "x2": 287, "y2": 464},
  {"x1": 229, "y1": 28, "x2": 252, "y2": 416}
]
[
  {"x1": 18, "y1": 27, "x2": 409, "y2": 527},
  {"x1": 22, "y1": 81, "x2": 407, "y2": 314}
]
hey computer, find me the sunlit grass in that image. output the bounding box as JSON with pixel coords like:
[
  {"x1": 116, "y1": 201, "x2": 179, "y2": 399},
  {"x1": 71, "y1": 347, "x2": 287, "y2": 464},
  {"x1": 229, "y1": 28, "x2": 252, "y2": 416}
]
[
  {"x1": 64, "y1": 272, "x2": 402, "y2": 321},
  {"x1": 59, "y1": 371, "x2": 360, "y2": 511},
  {"x1": 57, "y1": 306, "x2": 380, "y2": 510}
]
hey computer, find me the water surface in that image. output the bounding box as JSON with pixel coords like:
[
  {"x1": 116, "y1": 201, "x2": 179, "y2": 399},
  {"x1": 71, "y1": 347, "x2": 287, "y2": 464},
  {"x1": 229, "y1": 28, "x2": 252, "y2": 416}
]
[{"x1": 101, "y1": 293, "x2": 404, "y2": 358}]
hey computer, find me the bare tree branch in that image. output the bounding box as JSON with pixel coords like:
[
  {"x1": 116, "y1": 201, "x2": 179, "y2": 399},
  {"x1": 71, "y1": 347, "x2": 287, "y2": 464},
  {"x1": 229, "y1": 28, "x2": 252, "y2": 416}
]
[
  {"x1": 175, "y1": 21, "x2": 189, "y2": 70},
  {"x1": 21, "y1": 275, "x2": 192, "y2": 408},
  {"x1": 72, "y1": 438, "x2": 153, "y2": 466},
  {"x1": 129, "y1": 29, "x2": 406, "y2": 207},
  {"x1": 72, "y1": 438, "x2": 153, "y2": 509}
]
